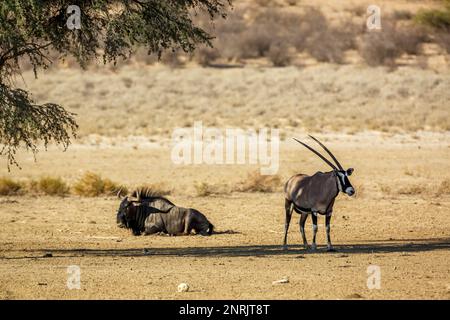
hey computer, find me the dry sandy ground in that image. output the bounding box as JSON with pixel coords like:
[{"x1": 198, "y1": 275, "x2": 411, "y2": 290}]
[{"x1": 1, "y1": 132, "x2": 449, "y2": 299}]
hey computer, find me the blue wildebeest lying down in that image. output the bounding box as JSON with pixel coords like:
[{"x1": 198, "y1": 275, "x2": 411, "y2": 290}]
[{"x1": 116, "y1": 188, "x2": 214, "y2": 236}]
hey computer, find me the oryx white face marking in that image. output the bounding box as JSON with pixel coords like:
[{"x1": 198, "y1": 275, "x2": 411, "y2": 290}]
[{"x1": 337, "y1": 170, "x2": 355, "y2": 196}]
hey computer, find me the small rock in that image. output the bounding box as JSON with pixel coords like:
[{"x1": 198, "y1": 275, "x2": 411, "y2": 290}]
[
  {"x1": 177, "y1": 283, "x2": 190, "y2": 292},
  {"x1": 296, "y1": 255, "x2": 305, "y2": 259},
  {"x1": 43, "y1": 253, "x2": 53, "y2": 258},
  {"x1": 393, "y1": 266, "x2": 397, "y2": 270},
  {"x1": 143, "y1": 248, "x2": 150, "y2": 255},
  {"x1": 272, "y1": 276, "x2": 289, "y2": 285},
  {"x1": 38, "y1": 283, "x2": 47, "y2": 286},
  {"x1": 346, "y1": 293, "x2": 364, "y2": 299}
]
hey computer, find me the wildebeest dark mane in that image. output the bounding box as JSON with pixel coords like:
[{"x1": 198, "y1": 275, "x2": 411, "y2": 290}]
[{"x1": 130, "y1": 187, "x2": 174, "y2": 204}]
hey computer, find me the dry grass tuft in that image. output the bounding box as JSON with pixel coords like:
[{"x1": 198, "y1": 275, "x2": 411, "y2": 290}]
[
  {"x1": 397, "y1": 184, "x2": 427, "y2": 195},
  {"x1": 235, "y1": 171, "x2": 281, "y2": 193},
  {"x1": 29, "y1": 177, "x2": 69, "y2": 196},
  {"x1": 437, "y1": 178, "x2": 450, "y2": 194},
  {"x1": 72, "y1": 172, "x2": 124, "y2": 197},
  {"x1": 194, "y1": 182, "x2": 214, "y2": 197},
  {"x1": 0, "y1": 178, "x2": 24, "y2": 196}
]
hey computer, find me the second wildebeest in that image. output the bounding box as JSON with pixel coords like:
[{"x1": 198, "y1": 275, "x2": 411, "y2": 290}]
[{"x1": 117, "y1": 188, "x2": 214, "y2": 236}]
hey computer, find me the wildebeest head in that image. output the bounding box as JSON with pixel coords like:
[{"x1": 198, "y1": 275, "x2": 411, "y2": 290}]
[{"x1": 116, "y1": 196, "x2": 132, "y2": 228}]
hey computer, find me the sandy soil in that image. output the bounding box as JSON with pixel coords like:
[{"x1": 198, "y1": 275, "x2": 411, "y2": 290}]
[{"x1": 1, "y1": 132, "x2": 449, "y2": 299}]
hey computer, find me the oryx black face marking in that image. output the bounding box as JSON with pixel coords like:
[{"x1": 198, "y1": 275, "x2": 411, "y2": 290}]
[{"x1": 283, "y1": 135, "x2": 356, "y2": 252}]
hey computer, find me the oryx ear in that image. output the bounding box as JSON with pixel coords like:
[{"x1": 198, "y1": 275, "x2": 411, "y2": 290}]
[{"x1": 346, "y1": 168, "x2": 354, "y2": 176}]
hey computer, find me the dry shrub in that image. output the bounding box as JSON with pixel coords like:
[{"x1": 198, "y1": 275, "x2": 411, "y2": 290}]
[
  {"x1": 359, "y1": 24, "x2": 402, "y2": 67},
  {"x1": 29, "y1": 177, "x2": 69, "y2": 196},
  {"x1": 267, "y1": 42, "x2": 292, "y2": 66},
  {"x1": 305, "y1": 11, "x2": 357, "y2": 63},
  {"x1": 395, "y1": 26, "x2": 427, "y2": 55},
  {"x1": 397, "y1": 184, "x2": 427, "y2": 195},
  {"x1": 415, "y1": 3, "x2": 450, "y2": 32},
  {"x1": 379, "y1": 184, "x2": 392, "y2": 195},
  {"x1": 160, "y1": 51, "x2": 184, "y2": 68},
  {"x1": 437, "y1": 178, "x2": 450, "y2": 194},
  {"x1": 193, "y1": 47, "x2": 220, "y2": 66},
  {"x1": 359, "y1": 19, "x2": 427, "y2": 67},
  {"x1": 194, "y1": 182, "x2": 229, "y2": 197},
  {"x1": 393, "y1": 10, "x2": 413, "y2": 21},
  {"x1": 73, "y1": 172, "x2": 124, "y2": 197},
  {"x1": 194, "y1": 182, "x2": 215, "y2": 197},
  {"x1": 0, "y1": 178, "x2": 24, "y2": 196},
  {"x1": 436, "y1": 32, "x2": 450, "y2": 53},
  {"x1": 235, "y1": 171, "x2": 281, "y2": 193}
]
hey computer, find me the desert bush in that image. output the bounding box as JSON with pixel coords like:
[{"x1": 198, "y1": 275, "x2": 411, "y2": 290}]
[
  {"x1": 304, "y1": 10, "x2": 357, "y2": 63},
  {"x1": 393, "y1": 10, "x2": 413, "y2": 21},
  {"x1": 415, "y1": 1, "x2": 450, "y2": 31},
  {"x1": 359, "y1": 17, "x2": 428, "y2": 67},
  {"x1": 235, "y1": 171, "x2": 281, "y2": 193},
  {"x1": 437, "y1": 178, "x2": 450, "y2": 194},
  {"x1": 194, "y1": 182, "x2": 215, "y2": 197},
  {"x1": 160, "y1": 51, "x2": 184, "y2": 68},
  {"x1": 29, "y1": 177, "x2": 69, "y2": 196},
  {"x1": 436, "y1": 32, "x2": 450, "y2": 53},
  {"x1": 359, "y1": 21, "x2": 402, "y2": 67},
  {"x1": 379, "y1": 184, "x2": 392, "y2": 195},
  {"x1": 395, "y1": 26, "x2": 427, "y2": 55},
  {"x1": 0, "y1": 178, "x2": 24, "y2": 195},
  {"x1": 397, "y1": 184, "x2": 427, "y2": 195},
  {"x1": 193, "y1": 47, "x2": 220, "y2": 66},
  {"x1": 267, "y1": 42, "x2": 292, "y2": 66},
  {"x1": 73, "y1": 172, "x2": 124, "y2": 197}
]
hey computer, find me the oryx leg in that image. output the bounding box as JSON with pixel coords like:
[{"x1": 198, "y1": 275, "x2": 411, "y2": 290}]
[
  {"x1": 311, "y1": 213, "x2": 318, "y2": 251},
  {"x1": 282, "y1": 199, "x2": 293, "y2": 249},
  {"x1": 299, "y1": 212, "x2": 309, "y2": 249},
  {"x1": 325, "y1": 214, "x2": 336, "y2": 252}
]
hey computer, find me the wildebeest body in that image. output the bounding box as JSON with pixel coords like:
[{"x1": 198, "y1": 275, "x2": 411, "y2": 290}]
[
  {"x1": 116, "y1": 188, "x2": 213, "y2": 236},
  {"x1": 144, "y1": 207, "x2": 212, "y2": 236}
]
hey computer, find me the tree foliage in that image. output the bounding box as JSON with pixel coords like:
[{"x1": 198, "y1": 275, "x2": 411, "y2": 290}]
[{"x1": 0, "y1": 0, "x2": 230, "y2": 169}]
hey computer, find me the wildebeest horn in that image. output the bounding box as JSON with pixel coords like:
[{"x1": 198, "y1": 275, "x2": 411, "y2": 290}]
[
  {"x1": 293, "y1": 138, "x2": 337, "y2": 170},
  {"x1": 308, "y1": 135, "x2": 344, "y2": 170}
]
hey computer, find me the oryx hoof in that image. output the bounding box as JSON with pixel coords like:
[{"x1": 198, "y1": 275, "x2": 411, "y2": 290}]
[
  {"x1": 310, "y1": 244, "x2": 317, "y2": 251},
  {"x1": 282, "y1": 245, "x2": 289, "y2": 251}
]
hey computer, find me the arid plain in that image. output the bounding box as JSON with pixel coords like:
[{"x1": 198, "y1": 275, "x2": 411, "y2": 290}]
[{"x1": 1, "y1": 0, "x2": 450, "y2": 300}]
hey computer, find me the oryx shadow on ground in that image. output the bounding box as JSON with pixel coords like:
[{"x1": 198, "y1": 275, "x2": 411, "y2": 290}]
[{"x1": 3, "y1": 237, "x2": 450, "y2": 260}]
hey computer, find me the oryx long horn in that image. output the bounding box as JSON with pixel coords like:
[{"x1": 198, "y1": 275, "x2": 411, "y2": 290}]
[
  {"x1": 117, "y1": 187, "x2": 123, "y2": 198},
  {"x1": 293, "y1": 138, "x2": 337, "y2": 170},
  {"x1": 308, "y1": 135, "x2": 344, "y2": 170}
]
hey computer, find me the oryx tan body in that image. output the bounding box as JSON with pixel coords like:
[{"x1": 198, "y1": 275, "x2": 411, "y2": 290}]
[{"x1": 283, "y1": 135, "x2": 355, "y2": 251}]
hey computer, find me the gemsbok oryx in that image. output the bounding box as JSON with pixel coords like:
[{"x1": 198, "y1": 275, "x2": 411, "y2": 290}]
[{"x1": 283, "y1": 135, "x2": 355, "y2": 251}]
